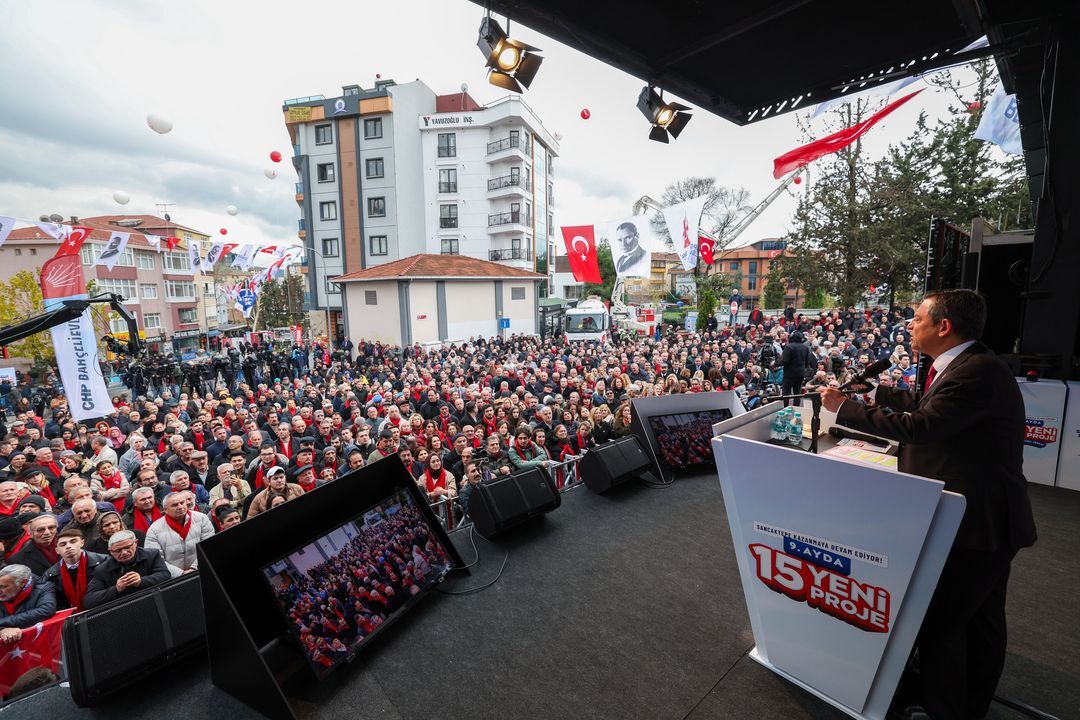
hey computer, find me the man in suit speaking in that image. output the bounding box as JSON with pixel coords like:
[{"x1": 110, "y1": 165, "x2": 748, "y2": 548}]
[{"x1": 819, "y1": 289, "x2": 1036, "y2": 720}]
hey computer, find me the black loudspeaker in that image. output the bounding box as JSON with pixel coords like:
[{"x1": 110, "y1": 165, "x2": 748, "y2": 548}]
[
  {"x1": 469, "y1": 467, "x2": 561, "y2": 538},
  {"x1": 580, "y1": 436, "x2": 655, "y2": 494},
  {"x1": 62, "y1": 573, "x2": 205, "y2": 706}
]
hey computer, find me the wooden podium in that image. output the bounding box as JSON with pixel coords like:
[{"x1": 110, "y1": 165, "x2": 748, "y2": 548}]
[{"x1": 711, "y1": 402, "x2": 965, "y2": 720}]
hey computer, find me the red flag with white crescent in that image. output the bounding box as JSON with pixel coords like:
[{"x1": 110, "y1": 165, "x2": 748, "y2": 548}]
[
  {"x1": 165, "y1": 236, "x2": 181, "y2": 251},
  {"x1": 54, "y1": 226, "x2": 92, "y2": 258},
  {"x1": 697, "y1": 235, "x2": 715, "y2": 265},
  {"x1": 560, "y1": 226, "x2": 601, "y2": 284},
  {"x1": 768, "y1": 249, "x2": 783, "y2": 259}
]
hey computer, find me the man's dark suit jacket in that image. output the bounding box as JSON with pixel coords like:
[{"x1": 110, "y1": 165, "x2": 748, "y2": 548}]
[{"x1": 836, "y1": 341, "x2": 1037, "y2": 553}]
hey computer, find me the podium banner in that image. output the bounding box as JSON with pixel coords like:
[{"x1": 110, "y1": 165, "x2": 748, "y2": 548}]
[{"x1": 713, "y1": 427, "x2": 963, "y2": 717}]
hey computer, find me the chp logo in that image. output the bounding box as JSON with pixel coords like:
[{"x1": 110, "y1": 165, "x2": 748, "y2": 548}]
[
  {"x1": 1024, "y1": 417, "x2": 1059, "y2": 448},
  {"x1": 750, "y1": 522, "x2": 891, "y2": 633}
]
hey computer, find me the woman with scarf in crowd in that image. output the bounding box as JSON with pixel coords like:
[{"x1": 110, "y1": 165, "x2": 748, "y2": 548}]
[
  {"x1": 508, "y1": 425, "x2": 551, "y2": 473},
  {"x1": 88, "y1": 510, "x2": 145, "y2": 554}
]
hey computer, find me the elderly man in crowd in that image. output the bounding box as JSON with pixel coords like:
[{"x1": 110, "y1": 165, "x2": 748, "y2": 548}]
[
  {"x1": 144, "y1": 492, "x2": 216, "y2": 577},
  {"x1": 0, "y1": 564, "x2": 56, "y2": 644},
  {"x1": 208, "y1": 462, "x2": 251, "y2": 508},
  {"x1": 10, "y1": 513, "x2": 60, "y2": 575},
  {"x1": 83, "y1": 531, "x2": 171, "y2": 609}
]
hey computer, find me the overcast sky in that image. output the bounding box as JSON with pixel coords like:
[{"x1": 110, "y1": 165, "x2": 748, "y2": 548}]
[{"x1": 0, "y1": 0, "x2": 997, "y2": 252}]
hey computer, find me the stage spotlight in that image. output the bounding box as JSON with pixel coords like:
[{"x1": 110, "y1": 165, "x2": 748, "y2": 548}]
[
  {"x1": 478, "y1": 16, "x2": 543, "y2": 93},
  {"x1": 637, "y1": 86, "x2": 692, "y2": 143}
]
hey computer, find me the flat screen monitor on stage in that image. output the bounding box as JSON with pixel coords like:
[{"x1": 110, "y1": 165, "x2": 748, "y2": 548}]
[
  {"x1": 630, "y1": 392, "x2": 747, "y2": 483},
  {"x1": 261, "y1": 487, "x2": 454, "y2": 680},
  {"x1": 647, "y1": 409, "x2": 732, "y2": 470}
]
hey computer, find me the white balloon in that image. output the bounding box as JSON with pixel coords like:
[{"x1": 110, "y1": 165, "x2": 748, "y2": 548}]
[
  {"x1": 113, "y1": 190, "x2": 131, "y2": 205},
  {"x1": 146, "y1": 113, "x2": 173, "y2": 134},
  {"x1": 226, "y1": 205, "x2": 238, "y2": 216},
  {"x1": 264, "y1": 169, "x2": 278, "y2": 180}
]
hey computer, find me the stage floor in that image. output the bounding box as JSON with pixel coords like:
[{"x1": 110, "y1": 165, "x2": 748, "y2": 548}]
[{"x1": 15, "y1": 474, "x2": 1080, "y2": 719}]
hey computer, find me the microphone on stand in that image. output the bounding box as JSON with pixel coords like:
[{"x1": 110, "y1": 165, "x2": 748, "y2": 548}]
[{"x1": 839, "y1": 359, "x2": 892, "y2": 393}]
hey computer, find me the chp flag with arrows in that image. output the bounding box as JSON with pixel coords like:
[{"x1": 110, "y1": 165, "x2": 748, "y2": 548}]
[
  {"x1": 660, "y1": 196, "x2": 709, "y2": 271},
  {"x1": 772, "y1": 90, "x2": 923, "y2": 178},
  {"x1": 560, "y1": 226, "x2": 602, "y2": 284}
]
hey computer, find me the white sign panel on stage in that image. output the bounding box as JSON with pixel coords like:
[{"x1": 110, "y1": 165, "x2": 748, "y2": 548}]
[{"x1": 1016, "y1": 377, "x2": 1066, "y2": 486}]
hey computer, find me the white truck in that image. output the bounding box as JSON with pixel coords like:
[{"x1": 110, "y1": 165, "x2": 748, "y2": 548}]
[{"x1": 564, "y1": 296, "x2": 611, "y2": 342}]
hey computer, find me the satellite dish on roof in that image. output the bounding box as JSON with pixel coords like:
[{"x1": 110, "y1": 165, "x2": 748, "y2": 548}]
[
  {"x1": 49, "y1": 214, "x2": 64, "y2": 223},
  {"x1": 460, "y1": 83, "x2": 469, "y2": 93},
  {"x1": 39, "y1": 215, "x2": 50, "y2": 222}
]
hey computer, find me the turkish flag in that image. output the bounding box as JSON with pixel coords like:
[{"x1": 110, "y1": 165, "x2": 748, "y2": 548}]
[
  {"x1": 767, "y1": 249, "x2": 782, "y2": 259},
  {"x1": 0, "y1": 608, "x2": 73, "y2": 696},
  {"x1": 54, "y1": 226, "x2": 92, "y2": 258},
  {"x1": 698, "y1": 235, "x2": 715, "y2": 265},
  {"x1": 772, "y1": 90, "x2": 923, "y2": 178},
  {"x1": 561, "y1": 226, "x2": 601, "y2": 284},
  {"x1": 165, "y1": 236, "x2": 181, "y2": 251}
]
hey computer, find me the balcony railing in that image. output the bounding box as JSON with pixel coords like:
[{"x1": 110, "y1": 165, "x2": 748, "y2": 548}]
[
  {"x1": 439, "y1": 217, "x2": 458, "y2": 229},
  {"x1": 295, "y1": 182, "x2": 304, "y2": 194},
  {"x1": 487, "y1": 174, "x2": 531, "y2": 191},
  {"x1": 489, "y1": 247, "x2": 533, "y2": 262},
  {"x1": 487, "y1": 136, "x2": 521, "y2": 155},
  {"x1": 488, "y1": 211, "x2": 529, "y2": 226},
  {"x1": 298, "y1": 219, "x2": 306, "y2": 231},
  {"x1": 438, "y1": 182, "x2": 458, "y2": 193}
]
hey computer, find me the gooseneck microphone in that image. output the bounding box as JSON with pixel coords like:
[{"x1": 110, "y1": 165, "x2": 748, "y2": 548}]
[{"x1": 839, "y1": 359, "x2": 892, "y2": 392}]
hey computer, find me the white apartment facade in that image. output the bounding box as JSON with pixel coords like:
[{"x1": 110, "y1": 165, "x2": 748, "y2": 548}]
[{"x1": 282, "y1": 78, "x2": 573, "y2": 339}]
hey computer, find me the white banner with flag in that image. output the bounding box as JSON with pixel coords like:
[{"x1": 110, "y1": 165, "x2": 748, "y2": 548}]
[
  {"x1": 95, "y1": 231, "x2": 130, "y2": 271},
  {"x1": 143, "y1": 233, "x2": 162, "y2": 252},
  {"x1": 597, "y1": 215, "x2": 664, "y2": 279},
  {"x1": 35, "y1": 222, "x2": 70, "y2": 241},
  {"x1": 661, "y1": 196, "x2": 709, "y2": 271},
  {"x1": 39, "y1": 254, "x2": 113, "y2": 422},
  {"x1": 973, "y1": 85, "x2": 1022, "y2": 156},
  {"x1": 0, "y1": 216, "x2": 15, "y2": 247},
  {"x1": 203, "y1": 241, "x2": 235, "y2": 272},
  {"x1": 232, "y1": 243, "x2": 258, "y2": 270}
]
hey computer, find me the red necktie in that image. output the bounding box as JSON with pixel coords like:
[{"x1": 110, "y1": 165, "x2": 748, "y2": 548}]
[{"x1": 925, "y1": 365, "x2": 937, "y2": 389}]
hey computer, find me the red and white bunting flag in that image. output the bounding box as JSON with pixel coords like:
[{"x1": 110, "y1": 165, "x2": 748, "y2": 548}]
[
  {"x1": 232, "y1": 243, "x2": 258, "y2": 270},
  {"x1": 697, "y1": 235, "x2": 715, "y2": 265},
  {"x1": 189, "y1": 241, "x2": 203, "y2": 273},
  {"x1": 773, "y1": 90, "x2": 923, "y2": 178},
  {"x1": 259, "y1": 245, "x2": 279, "y2": 255},
  {"x1": 54, "y1": 226, "x2": 92, "y2": 258},
  {"x1": 560, "y1": 226, "x2": 602, "y2": 284},
  {"x1": 0, "y1": 216, "x2": 15, "y2": 247},
  {"x1": 165, "y1": 236, "x2": 181, "y2": 251},
  {"x1": 143, "y1": 233, "x2": 162, "y2": 251},
  {"x1": 204, "y1": 241, "x2": 238, "y2": 271}
]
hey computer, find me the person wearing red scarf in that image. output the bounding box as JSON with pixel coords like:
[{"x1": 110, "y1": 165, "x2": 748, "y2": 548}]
[
  {"x1": 0, "y1": 517, "x2": 31, "y2": 563},
  {"x1": 126, "y1": 487, "x2": 163, "y2": 534},
  {"x1": 0, "y1": 480, "x2": 20, "y2": 517},
  {"x1": 144, "y1": 493, "x2": 216, "y2": 577},
  {"x1": 44, "y1": 528, "x2": 107, "y2": 611},
  {"x1": 421, "y1": 455, "x2": 457, "y2": 502},
  {"x1": 93, "y1": 460, "x2": 129, "y2": 512},
  {"x1": 0, "y1": 565, "x2": 55, "y2": 633},
  {"x1": 8, "y1": 513, "x2": 60, "y2": 575},
  {"x1": 295, "y1": 465, "x2": 317, "y2": 494}
]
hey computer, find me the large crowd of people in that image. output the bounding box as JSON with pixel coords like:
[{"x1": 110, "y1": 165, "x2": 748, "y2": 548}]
[{"x1": 0, "y1": 302, "x2": 915, "y2": 700}]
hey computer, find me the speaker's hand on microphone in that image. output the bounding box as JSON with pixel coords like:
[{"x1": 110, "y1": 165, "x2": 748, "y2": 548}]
[{"x1": 817, "y1": 386, "x2": 847, "y2": 413}]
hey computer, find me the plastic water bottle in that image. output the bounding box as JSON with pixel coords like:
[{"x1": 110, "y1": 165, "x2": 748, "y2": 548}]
[
  {"x1": 770, "y1": 408, "x2": 788, "y2": 441},
  {"x1": 789, "y1": 412, "x2": 804, "y2": 445}
]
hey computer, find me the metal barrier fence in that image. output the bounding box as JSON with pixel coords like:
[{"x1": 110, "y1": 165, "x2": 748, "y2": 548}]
[{"x1": 424, "y1": 452, "x2": 587, "y2": 534}]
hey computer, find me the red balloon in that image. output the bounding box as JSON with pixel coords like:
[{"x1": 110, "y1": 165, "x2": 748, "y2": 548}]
[
  {"x1": 270, "y1": 150, "x2": 282, "y2": 163},
  {"x1": 220, "y1": 228, "x2": 228, "y2": 235},
  {"x1": 580, "y1": 108, "x2": 590, "y2": 120},
  {"x1": 793, "y1": 176, "x2": 802, "y2": 185}
]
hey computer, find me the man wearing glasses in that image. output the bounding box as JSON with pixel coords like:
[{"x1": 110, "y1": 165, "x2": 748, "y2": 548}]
[{"x1": 82, "y1": 530, "x2": 171, "y2": 609}]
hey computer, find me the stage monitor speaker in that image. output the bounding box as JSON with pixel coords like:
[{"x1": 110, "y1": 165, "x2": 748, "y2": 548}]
[
  {"x1": 469, "y1": 466, "x2": 561, "y2": 538},
  {"x1": 62, "y1": 573, "x2": 206, "y2": 707},
  {"x1": 580, "y1": 436, "x2": 655, "y2": 494}
]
